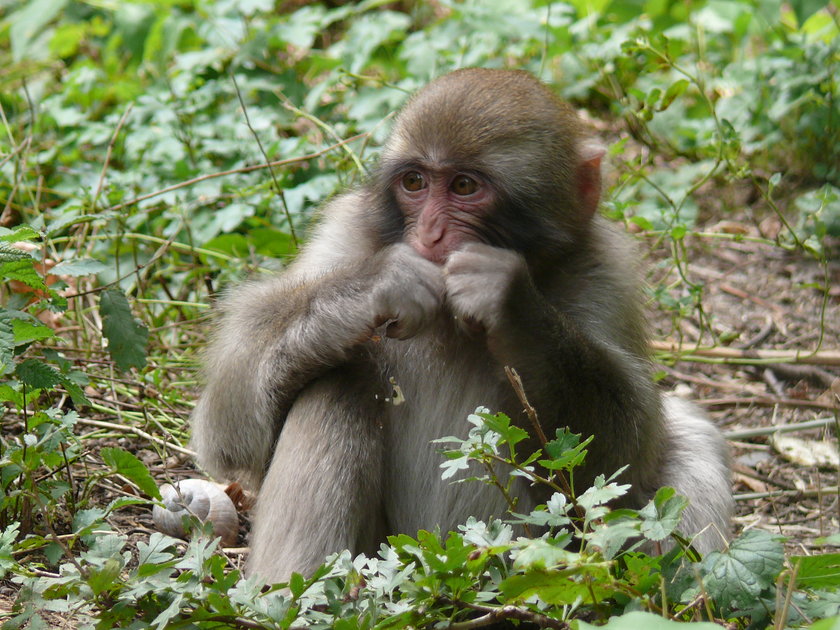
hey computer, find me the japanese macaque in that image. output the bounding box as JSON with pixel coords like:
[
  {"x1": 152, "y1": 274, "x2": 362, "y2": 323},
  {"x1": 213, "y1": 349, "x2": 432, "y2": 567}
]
[{"x1": 191, "y1": 68, "x2": 732, "y2": 583}]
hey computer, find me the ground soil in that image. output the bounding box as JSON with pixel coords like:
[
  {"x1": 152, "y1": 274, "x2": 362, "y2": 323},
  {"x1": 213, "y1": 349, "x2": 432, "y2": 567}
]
[{"x1": 644, "y1": 219, "x2": 839, "y2": 554}]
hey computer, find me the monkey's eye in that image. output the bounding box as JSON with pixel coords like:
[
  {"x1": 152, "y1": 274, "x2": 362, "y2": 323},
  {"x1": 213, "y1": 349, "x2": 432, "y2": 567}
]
[
  {"x1": 451, "y1": 175, "x2": 479, "y2": 196},
  {"x1": 401, "y1": 171, "x2": 426, "y2": 192}
]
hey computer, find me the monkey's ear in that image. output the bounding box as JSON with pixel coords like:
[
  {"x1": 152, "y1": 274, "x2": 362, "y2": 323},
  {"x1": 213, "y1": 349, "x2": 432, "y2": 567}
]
[{"x1": 577, "y1": 140, "x2": 605, "y2": 221}]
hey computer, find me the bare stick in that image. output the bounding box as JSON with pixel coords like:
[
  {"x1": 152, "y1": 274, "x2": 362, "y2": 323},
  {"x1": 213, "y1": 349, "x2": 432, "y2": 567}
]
[
  {"x1": 105, "y1": 133, "x2": 369, "y2": 213},
  {"x1": 504, "y1": 366, "x2": 548, "y2": 446},
  {"x1": 651, "y1": 341, "x2": 840, "y2": 367},
  {"x1": 77, "y1": 417, "x2": 195, "y2": 457}
]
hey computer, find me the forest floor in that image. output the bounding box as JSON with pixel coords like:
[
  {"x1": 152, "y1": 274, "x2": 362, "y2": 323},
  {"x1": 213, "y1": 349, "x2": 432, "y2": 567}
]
[{"x1": 645, "y1": 214, "x2": 839, "y2": 554}]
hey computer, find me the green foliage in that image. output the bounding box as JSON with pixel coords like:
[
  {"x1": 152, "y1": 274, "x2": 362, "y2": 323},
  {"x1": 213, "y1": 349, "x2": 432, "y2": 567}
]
[
  {"x1": 1, "y1": 0, "x2": 838, "y2": 626},
  {"x1": 100, "y1": 288, "x2": 149, "y2": 372},
  {"x1": 5, "y1": 409, "x2": 837, "y2": 628}
]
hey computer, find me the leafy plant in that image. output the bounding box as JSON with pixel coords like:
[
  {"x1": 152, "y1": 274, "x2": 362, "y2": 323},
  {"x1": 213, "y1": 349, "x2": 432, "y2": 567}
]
[{"x1": 7, "y1": 409, "x2": 837, "y2": 628}]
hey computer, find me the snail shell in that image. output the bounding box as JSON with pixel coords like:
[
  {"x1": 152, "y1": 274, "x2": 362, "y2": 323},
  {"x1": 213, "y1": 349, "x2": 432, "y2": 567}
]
[{"x1": 152, "y1": 479, "x2": 238, "y2": 547}]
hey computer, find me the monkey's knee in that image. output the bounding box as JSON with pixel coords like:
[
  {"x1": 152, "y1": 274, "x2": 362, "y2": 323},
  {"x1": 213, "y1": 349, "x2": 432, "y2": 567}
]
[{"x1": 246, "y1": 369, "x2": 387, "y2": 583}]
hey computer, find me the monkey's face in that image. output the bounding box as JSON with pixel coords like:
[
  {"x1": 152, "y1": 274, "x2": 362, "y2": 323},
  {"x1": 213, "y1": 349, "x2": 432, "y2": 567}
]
[{"x1": 393, "y1": 166, "x2": 499, "y2": 264}]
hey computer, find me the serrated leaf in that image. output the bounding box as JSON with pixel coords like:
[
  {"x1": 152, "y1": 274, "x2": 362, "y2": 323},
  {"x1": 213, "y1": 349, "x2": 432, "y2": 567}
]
[
  {"x1": 0, "y1": 259, "x2": 46, "y2": 289},
  {"x1": 100, "y1": 447, "x2": 160, "y2": 500},
  {"x1": 0, "y1": 242, "x2": 34, "y2": 263},
  {"x1": 0, "y1": 314, "x2": 13, "y2": 376},
  {"x1": 481, "y1": 411, "x2": 528, "y2": 447},
  {"x1": 701, "y1": 529, "x2": 785, "y2": 611},
  {"x1": 0, "y1": 226, "x2": 39, "y2": 242},
  {"x1": 15, "y1": 358, "x2": 62, "y2": 389},
  {"x1": 545, "y1": 429, "x2": 583, "y2": 457},
  {"x1": 541, "y1": 430, "x2": 591, "y2": 471},
  {"x1": 100, "y1": 288, "x2": 148, "y2": 372}
]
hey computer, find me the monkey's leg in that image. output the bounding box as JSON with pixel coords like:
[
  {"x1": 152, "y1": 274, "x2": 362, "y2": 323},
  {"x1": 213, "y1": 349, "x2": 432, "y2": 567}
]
[
  {"x1": 246, "y1": 367, "x2": 387, "y2": 583},
  {"x1": 658, "y1": 395, "x2": 733, "y2": 553}
]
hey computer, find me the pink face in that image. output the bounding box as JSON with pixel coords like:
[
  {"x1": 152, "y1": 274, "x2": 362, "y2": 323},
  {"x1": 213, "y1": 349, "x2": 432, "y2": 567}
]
[{"x1": 393, "y1": 168, "x2": 496, "y2": 264}]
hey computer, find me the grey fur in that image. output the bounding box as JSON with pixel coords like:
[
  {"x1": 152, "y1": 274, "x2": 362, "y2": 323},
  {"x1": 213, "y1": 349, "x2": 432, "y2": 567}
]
[{"x1": 190, "y1": 69, "x2": 732, "y2": 583}]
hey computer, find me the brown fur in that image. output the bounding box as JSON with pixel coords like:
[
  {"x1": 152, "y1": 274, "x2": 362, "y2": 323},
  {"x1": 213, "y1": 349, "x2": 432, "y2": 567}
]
[{"x1": 191, "y1": 69, "x2": 732, "y2": 583}]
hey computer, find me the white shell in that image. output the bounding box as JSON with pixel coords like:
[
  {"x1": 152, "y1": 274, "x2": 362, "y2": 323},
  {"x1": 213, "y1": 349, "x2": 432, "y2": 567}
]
[{"x1": 152, "y1": 479, "x2": 238, "y2": 547}]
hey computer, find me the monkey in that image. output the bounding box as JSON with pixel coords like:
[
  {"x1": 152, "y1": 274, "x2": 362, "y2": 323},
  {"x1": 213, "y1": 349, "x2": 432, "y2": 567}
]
[{"x1": 190, "y1": 68, "x2": 732, "y2": 583}]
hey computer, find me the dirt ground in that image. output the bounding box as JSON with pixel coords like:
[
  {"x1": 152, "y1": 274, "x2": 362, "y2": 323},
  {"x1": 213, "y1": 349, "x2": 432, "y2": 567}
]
[{"x1": 644, "y1": 219, "x2": 839, "y2": 553}]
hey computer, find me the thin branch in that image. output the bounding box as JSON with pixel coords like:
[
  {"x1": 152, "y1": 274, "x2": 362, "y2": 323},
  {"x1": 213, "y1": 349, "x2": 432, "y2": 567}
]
[
  {"x1": 93, "y1": 104, "x2": 133, "y2": 209},
  {"x1": 735, "y1": 487, "x2": 839, "y2": 501},
  {"x1": 104, "y1": 133, "x2": 369, "y2": 213},
  {"x1": 651, "y1": 341, "x2": 840, "y2": 367},
  {"x1": 446, "y1": 601, "x2": 567, "y2": 630},
  {"x1": 505, "y1": 366, "x2": 548, "y2": 446},
  {"x1": 699, "y1": 396, "x2": 835, "y2": 411},
  {"x1": 725, "y1": 416, "x2": 837, "y2": 440},
  {"x1": 77, "y1": 417, "x2": 194, "y2": 457},
  {"x1": 232, "y1": 72, "x2": 298, "y2": 247}
]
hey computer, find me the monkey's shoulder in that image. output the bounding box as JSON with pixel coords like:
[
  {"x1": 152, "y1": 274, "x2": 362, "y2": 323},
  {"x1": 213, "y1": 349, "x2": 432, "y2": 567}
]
[{"x1": 292, "y1": 189, "x2": 385, "y2": 272}]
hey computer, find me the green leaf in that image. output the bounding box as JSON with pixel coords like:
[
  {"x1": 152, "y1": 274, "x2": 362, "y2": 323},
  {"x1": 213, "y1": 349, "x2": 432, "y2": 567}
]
[
  {"x1": 480, "y1": 411, "x2": 528, "y2": 448},
  {"x1": 50, "y1": 258, "x2": 107, "y2": 276},
  {"x1": 0, "y1": 242, "x2": 34, "y2": 264},
  {"x1": 0, "y1": 524, "x2": 20, "y2": 580},
  {"x1": 502, "y1": 561, "x2": 613, "y2": 605},
  {"x1": 809, "y1": 617, "x2": 840, "y2": 630},
  {"x1": 511, "y1": 537, "x2": 576, "y2": 571},
  {"x1": 817, "y1": 533, "x2": 840, "y2": 546},
  {"x1": 87, "y1": 558, "x2": 122, "y2": 596},
  {"x1": 0, "y1": 226, "x2": 39, "y2": 242},
  {"x1": 100, "y1": 447, "x2": 160, "y2": 500},
  {"x1": 15, "y1": 358, "x2": 62, "y2": 389},
  {"x1": 288, "y1": 572, "x2": 306, "y2": 597},
  {"x1": 791, "y1": 553, "x2": 840, "y2": 590},
  {"x1": 545, "y1": 429, "x2": 583, "y2": 457},
  {"x1": 702, "y1": 529, "x2": 785, "y2": 611},
  {"x1": 0, "y1": 314, "x2": 14, "y2": 376},
  {"x1": 540, "y1": 430, "x2": 592, "y2": 471},
  {"x1": 100, "y1": 288, "x2": 148, "y2": 372},
  {"x1": 638, "y1": 486, "x2": 688, "y2": 542},
  {"x1": 659, "y1": 79, "x2": 689, "y2": 111},
  {"x1": 0, "y1": 259, "x2": 46, "y2": 290},
  {"x1": 9, "y1": 0, "x2": 69, "y2": 61},
  {"x1": 789, "y1": 0, "x2": 829, "y2": 26},
  {"x1": 12, "y1": 318, "x2": 56, "y2": 345}
]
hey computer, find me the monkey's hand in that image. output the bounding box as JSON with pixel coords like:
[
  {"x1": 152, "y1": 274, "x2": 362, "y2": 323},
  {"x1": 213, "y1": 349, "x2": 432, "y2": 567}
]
[
  {"x1": 444, "y1": 243, "x2": 526, "y2": 335},
  {"x1": 372, "y1": 244, "x2": 445, "y2": 340}
]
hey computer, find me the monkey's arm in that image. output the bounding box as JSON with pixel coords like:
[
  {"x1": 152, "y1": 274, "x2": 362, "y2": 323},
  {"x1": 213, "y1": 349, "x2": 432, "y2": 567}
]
[
  {"x1": 444, "y1": 241, "x2": 662, "y2": 482},
  {"x1": 191, "y1": 196, "x2": 444, "y2": 487}
]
